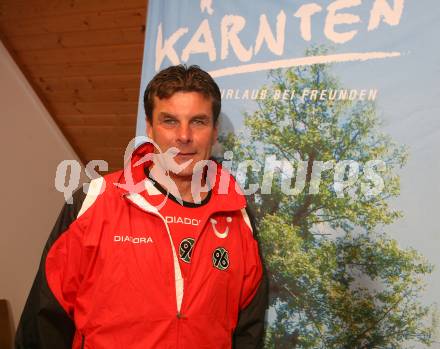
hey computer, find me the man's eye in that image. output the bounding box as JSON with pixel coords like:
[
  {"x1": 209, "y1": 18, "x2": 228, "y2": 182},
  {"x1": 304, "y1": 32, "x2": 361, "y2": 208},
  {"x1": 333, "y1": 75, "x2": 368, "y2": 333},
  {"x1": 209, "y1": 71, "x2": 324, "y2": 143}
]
[
  {"x1": 192, "y1": 119, "x2": 207, "y2": 125},
  {"x1": 163, "y1": 119, "x2": 177, "y2": 125}
]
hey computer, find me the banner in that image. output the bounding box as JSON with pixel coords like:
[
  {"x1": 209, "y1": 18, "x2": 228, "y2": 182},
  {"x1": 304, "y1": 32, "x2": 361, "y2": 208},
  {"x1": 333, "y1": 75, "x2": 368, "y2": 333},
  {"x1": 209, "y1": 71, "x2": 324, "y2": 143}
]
[{"x1": 137, "y1": 1, "x2": 440, "y2": 347}]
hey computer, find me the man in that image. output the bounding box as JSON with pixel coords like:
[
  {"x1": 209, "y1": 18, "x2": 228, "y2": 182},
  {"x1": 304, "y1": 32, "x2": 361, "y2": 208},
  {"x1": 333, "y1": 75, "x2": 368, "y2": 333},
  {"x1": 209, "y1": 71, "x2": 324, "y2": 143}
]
[{"x1": 15, "y1": 65, "x2": 268, "y2": 348}]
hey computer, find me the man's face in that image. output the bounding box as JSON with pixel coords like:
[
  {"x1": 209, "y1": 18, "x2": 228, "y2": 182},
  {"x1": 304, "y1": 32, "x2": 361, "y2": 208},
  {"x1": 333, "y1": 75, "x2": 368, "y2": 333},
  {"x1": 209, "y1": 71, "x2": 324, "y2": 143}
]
[{"x1": 146, "y1": 91, "x2": 218, "y2": 179}]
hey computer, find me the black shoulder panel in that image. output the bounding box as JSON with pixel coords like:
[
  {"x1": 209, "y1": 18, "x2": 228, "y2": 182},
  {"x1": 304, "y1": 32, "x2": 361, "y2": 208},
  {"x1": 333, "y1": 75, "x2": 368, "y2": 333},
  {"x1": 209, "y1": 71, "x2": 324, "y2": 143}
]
[
  {"x1": 15, "y1": 187, "x2": 86, "y2": 349},
  {"x1": 232, "y1": 205, "x2": 269, "y2": 349}
]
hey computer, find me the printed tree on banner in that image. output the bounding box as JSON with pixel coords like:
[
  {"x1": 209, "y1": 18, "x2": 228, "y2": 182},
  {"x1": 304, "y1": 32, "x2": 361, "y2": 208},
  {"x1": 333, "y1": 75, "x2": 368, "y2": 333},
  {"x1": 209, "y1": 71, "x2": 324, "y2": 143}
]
[{"x1": 221, "y1": 48, "x2": 437, "y2": 348}]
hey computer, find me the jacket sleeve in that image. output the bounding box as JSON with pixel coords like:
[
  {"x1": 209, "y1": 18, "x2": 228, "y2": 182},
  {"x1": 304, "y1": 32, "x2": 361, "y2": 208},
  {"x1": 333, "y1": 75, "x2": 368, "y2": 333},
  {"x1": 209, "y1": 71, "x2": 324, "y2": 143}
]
[
  {"x1": 15, "y1": 187, "x2": 87, "y2": 349},
  {"x1": 232, "y1": 206, "x2": 269, "y2": 349}
]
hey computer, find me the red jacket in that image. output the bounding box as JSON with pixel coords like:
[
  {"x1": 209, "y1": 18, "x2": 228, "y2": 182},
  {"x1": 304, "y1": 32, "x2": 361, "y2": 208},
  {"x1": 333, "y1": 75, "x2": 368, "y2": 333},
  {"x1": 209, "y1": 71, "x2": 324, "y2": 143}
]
[{"x1": 15, "y1": 143, "x2": 267, "y2": 349}]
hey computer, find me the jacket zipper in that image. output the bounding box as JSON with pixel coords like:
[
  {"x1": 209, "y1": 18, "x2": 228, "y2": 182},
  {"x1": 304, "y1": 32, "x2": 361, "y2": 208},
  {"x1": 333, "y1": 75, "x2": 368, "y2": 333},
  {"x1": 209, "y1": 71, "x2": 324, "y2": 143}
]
[
  {"x1": 124, "y1": 193, "x2": 186, "y2": 347},
  {"x1": 123, "y1": 193, "x2": 183, "y2": 312},
  {"x1": 80, "y1": 335, "x2": 85, "y2": 349}
]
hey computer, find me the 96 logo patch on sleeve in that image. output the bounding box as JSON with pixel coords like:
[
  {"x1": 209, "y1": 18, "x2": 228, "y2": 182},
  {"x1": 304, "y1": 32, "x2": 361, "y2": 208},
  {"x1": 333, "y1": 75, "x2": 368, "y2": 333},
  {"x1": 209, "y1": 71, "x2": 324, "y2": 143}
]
[{"x1": 212, "y1": 247, "x2": 229, "y2": 270}]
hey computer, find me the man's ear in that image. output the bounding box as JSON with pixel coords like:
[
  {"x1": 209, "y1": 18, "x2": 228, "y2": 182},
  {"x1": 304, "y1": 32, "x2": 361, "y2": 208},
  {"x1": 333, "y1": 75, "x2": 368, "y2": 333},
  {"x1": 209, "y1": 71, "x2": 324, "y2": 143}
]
[
  {"x1": 146, "y1": 117, "x2": 153, "y2": 139},
  {"x1": 214, "y1": 125, "x2": 218, "y2": 142},
  {"x1": 213, "y1": 119, "x2": 219, "y2": 142}
]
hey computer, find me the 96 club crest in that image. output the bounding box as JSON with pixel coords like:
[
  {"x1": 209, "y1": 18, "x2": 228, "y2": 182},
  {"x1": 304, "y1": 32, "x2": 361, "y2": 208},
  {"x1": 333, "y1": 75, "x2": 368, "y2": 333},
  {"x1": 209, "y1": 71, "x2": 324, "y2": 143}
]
[{"x1": 212, "y1": 247, "x2": 229, "y2": 271}]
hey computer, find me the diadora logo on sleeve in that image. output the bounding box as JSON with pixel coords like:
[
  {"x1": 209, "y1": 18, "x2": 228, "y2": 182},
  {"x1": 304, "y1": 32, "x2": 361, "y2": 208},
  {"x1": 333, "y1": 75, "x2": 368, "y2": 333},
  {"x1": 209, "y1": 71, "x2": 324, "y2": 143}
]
[
  {"x1": 165, "y1": 216, "x2": 201, "y2": 226},
  {"x1": 113, "y1": 235, "x2": 154, "y2": 244}
]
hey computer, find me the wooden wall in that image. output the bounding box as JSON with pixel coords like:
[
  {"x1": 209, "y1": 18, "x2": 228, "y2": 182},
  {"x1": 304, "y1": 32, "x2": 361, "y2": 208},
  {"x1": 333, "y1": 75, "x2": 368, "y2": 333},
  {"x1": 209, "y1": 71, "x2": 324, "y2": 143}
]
[{"x1": 0, "y1": 0, "x2": 148, "y2": 171}]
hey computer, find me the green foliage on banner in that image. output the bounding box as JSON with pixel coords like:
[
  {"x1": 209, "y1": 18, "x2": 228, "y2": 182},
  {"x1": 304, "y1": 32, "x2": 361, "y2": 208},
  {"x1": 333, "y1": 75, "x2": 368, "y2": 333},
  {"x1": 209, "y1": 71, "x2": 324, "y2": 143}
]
[{"x1": 221, "y1": 47, "x2": 437, "y2": 348}]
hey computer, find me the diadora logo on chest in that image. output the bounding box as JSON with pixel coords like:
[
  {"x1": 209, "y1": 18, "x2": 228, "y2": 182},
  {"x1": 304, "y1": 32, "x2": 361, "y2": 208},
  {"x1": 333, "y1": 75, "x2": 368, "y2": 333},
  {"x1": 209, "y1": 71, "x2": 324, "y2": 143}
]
[
  {"x1": 165, "y1": 216, "x2": 201, "y2": 226},
  {"x1": 113, "y1": 235, "x2": 154, "y2": 244}
]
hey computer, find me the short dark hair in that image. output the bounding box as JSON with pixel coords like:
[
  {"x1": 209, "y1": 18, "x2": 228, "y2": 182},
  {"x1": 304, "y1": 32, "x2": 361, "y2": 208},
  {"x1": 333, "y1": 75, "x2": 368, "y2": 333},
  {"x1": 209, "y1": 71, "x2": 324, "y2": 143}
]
[{"x1": 143, "y1": 65, "x2": 221, "y2": 125}]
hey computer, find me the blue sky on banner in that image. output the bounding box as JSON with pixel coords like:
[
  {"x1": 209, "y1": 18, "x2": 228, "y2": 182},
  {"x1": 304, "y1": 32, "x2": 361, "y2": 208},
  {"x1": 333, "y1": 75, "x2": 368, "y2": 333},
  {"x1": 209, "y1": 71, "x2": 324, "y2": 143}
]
[{"x1": 136, "y1": 2, "x2": 440, "y2": 346}]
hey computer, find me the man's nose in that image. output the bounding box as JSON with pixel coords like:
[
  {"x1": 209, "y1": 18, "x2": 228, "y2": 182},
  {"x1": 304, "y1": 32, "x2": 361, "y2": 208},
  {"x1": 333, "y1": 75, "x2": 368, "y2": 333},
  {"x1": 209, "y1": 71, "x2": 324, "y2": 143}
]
[{"x1": 176, "y1": 123, "x2": 192, "y2": 143}]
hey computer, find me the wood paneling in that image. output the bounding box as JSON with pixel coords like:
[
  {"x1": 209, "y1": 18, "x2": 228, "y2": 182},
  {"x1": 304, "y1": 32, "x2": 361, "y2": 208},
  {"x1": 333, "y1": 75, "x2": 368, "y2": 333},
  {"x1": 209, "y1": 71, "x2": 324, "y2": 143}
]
[
  {"x1": 35, "y1": 75, "x2": 141, "y2": 94},
  {"x1": 17, "y1": 44, "x2": 144, "y2": 65},
  {"x1": 48, "y1": 89, "x2": 139, "y2": 103},
  {"x1": 1, "y1": 9, "x2": 146, "y2": 36},
  {"x1": 0, "y1": 0, "x2": 146, "y2": 19},
  {"x1": 11, "y1": 27, "x2": 145, "y2": 51},
  {"x1": 26, "y1": 61, "x2": 141, "y2": 78},
  {"x1": 52, "y1": 101, "x2": 138, "y2": 115},
  {"x1": 64, "y1": 125, "x2": 135, "y2": 138},
  {"x1": 0, "y1": 0, "x2": 148, "y2": 172},
  {"x1": 59, "y1": 114, "x2": 137, "y2": 127}
]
